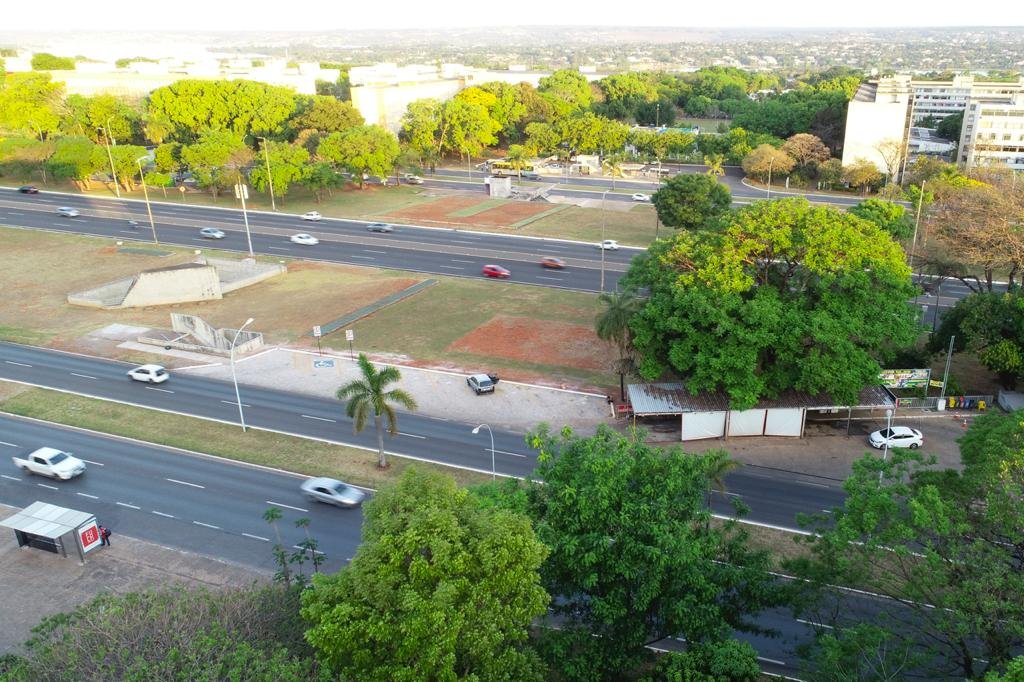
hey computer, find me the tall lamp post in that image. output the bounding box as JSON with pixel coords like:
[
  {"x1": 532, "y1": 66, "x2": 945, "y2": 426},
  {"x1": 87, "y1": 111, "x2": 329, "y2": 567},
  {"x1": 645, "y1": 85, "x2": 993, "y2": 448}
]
[
  {"x1": 471, "y1": 423, "x2": 495, "y2": 481},
  {"x1": 880, "y1": 408, "x2": 894, "y2": 481},
  {"x1": 135, "y1": 156, "x2": 158, "y2": 245},
  {"x1": 231, "y1": 318, "x2": 255, "y2": 432},
  {"x1": 766, "y1": 156, "x2": 775, "y2": 200},
  {"x1": 600, "y1": 189, "x2": 609, "y2": 292},
  {"x1": 257, "y1": 136, "x2": 276, "y2": 211},
  {"x1": 101, "y1": 121, "x2": 120, "y2": 198}
]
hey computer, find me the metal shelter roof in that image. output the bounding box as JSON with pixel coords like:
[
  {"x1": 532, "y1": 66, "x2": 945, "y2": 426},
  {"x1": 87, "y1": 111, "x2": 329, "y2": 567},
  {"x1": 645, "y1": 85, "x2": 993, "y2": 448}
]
[
  {"x1": 0, "y1": 501, "x2": 94, "y2": 539},
  {"x1": 627, "y1": 383, "x2": 896, "y2": 416}
]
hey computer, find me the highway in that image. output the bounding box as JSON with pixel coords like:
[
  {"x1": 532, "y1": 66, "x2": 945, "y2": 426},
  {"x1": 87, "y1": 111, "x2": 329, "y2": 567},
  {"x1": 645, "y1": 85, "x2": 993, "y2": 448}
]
[{"x1": 0, "y1": 187, "x2": 635, "y2": 294}]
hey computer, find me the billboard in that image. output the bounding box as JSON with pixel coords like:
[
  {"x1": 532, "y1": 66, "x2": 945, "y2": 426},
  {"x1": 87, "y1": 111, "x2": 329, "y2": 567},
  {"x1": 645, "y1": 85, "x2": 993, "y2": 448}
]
[{"x1": 879, "y1": 369, "x2": 931, "y2": 389}]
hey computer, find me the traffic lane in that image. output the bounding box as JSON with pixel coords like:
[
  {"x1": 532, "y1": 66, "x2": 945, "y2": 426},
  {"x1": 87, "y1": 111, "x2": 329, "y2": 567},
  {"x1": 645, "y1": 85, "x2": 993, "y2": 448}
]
[
  {"x1": 712, "y1": 466, "x2": 845, "y2": 529},
  {"x1": 0, "y1": 416, "x2": 364, "y2": 572}
]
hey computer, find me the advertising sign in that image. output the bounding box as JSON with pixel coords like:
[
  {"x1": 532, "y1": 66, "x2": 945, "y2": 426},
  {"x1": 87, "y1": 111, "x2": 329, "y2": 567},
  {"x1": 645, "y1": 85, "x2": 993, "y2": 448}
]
[
  {"x1": 879, "y1": 369, "x2": 931, "y2": 389},
  {"x1": 78, "y1": 520, "x2": 102, "y2": 553}
]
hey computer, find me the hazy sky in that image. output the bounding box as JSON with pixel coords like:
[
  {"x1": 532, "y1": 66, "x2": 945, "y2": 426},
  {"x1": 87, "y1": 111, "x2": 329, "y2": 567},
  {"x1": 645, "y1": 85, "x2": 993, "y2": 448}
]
[{"x1": 7, "y1": 0, "x2": 1024, "y2": 31}]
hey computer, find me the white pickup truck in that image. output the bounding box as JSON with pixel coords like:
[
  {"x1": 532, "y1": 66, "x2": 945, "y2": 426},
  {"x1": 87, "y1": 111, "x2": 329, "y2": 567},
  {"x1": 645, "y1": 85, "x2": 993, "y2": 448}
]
[{"x1": 13, "y1": 446, "x2": 87, "y2": 480}]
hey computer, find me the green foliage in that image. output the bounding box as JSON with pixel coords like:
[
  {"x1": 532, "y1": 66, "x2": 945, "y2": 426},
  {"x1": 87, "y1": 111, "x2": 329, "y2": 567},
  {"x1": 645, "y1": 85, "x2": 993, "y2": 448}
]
[
  {"x1": 335, "y1": 353, "x2": 416, "y2": 468},
  {"x1": 249, "y1": 141, "x2": 309, "y2": 200},
  {"x1": 107, "y1": 144, "x2": 149, "y2": 190},
  {"x1": 652, "y1": 173, "x2": 732, "y2": 231},
  {"x1": 936, "y1": 111, "x2": 964, "y2": 141},
  {"x1": 929, "y1": 291, "x2": 1024, "y2": 389},
  {"x1": 522, "y1": 424, "x2": 783, "y2": 680},
  {"x1": 0, "y1": 72, "x2": 63, "y2": 137},
  {"x1": 538, "y1": 69, "x2": 594, "y2": 117},
  {"x1": 146, "y1": 79, "x2": 298, "y2": 143},
  {"x1": 46, "y1": 135, "x2": 102, "y2": 185},
  {"x1": 789, "y1": 423, "x2": 1024, "y2": 679},
  {"x1": 651, "y1": 640, "x2": 761, "y2": 682},
  {"x1": 301, "y1": 467, "x2": 549, "y2": 681},
  {"x1": 623, "y1": 198, "x2": 917, "y2": 408},
  {"x1": 985, "y1": 656, "x2": 1024, "y2": 681},
  {"x1": 741, "y1": 143, "x2": 795, "y2": 180},
  {"x1": 115, "y1": 56, "x2": 157, "y2": 68},
  {"x1": 289, "y1": 95, "x2": 363, "y2": 134},
  {"x1": 848, "y1": 198, "x2": 914, "y2": 240},
  {"x1": 439, "y1": 97, "x2": 501, "y2": 159},
  {"x1": 842, "y1": 158, "x2": 882, "y2": 193},
  {"x1": 800, "y1": 623, "x2": 924, "y2": 681},
  {"x1": 179, "y1": 129, "x2": 252, "y2": 196},
  {"x1": 30, "y1": 52, "x2": 75, "y2": 70},
  {"x1": 730, "y1": 88, "x2": 850, "y2": 149},
  {"x1": 317, "y1": 125, "x2": 400, "y2": 184},
  {"x1": 153, "y1": 142, "x2": 181, "y2": 173},
  {"x1": 299, "y1": 161, "x2": 346, "y2": 202},
  {"x1": 4, "y1": 585, "x2": 317, "y2": 681},
  {"x1": 399, "y1": 98, "x2": 442, "y2": 158}
]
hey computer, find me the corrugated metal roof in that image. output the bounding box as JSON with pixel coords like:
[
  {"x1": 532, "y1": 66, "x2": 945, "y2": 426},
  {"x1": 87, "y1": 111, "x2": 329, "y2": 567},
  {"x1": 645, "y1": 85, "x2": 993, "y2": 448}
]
[
  {"x1": 0, "y1": 501, "x2": 94, "y2": 539},
  {"x1": 627, "y1": 383, "x2": 894, "y2": 416}
]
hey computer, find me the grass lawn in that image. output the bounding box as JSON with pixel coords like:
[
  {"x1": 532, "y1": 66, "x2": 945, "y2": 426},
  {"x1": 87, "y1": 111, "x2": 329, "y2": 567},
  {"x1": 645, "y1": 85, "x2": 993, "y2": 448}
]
[
  {"x1": 0, "y1": 386, "x2": 491, "y2": 489},
  {"x1": 519, "y1": 204, "x2": 661, "y2": 246}
]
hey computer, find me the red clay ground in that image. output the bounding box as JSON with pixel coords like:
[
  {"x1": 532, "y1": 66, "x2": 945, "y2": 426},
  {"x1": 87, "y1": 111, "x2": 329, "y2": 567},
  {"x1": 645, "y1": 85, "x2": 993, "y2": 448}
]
[
  {"x1": 447, "y1": 315, "x2": 608, "y2": 371},
  {"x1": 386, "y1": 196, "x2": 552, "y2": 227}
]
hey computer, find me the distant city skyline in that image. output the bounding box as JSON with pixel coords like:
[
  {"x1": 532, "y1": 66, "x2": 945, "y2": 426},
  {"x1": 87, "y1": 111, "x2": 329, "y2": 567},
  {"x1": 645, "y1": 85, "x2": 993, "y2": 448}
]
[{"x1": 5, "y1": 0, "x2": 1023, "y2": 32}]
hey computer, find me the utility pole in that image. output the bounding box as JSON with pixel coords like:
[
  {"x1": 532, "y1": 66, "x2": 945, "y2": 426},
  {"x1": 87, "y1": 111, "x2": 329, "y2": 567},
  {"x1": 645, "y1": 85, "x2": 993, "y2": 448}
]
[
  {"x1": 101, "y1": 124, "x2": 120, "y2": 198},
  {"x1": 257, "y1": 136, "x2": 276, "y2": 211}
]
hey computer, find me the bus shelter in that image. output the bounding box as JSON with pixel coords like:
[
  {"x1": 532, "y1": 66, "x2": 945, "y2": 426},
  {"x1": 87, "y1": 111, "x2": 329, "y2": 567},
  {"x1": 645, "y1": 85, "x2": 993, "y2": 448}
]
[{"x1": 0, "y1": 501, "x2": 102, "y2": 564}]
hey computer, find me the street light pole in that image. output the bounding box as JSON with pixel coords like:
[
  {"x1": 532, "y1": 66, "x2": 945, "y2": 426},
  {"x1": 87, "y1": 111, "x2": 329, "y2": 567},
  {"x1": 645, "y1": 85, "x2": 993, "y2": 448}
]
[
  {"x1": 135, "y1": 156, "x2": 158, "y2": 245},
  {"x1": 601, "y1": 189, "x2": 609, "y2": 292},
  {"x1": 766, "y1": 157, "x2": 775, "y2": 200},
  {"x1": 234, "y1": 181, "x2": 255, "y2": 258},
  {"x1": 231, "y1": 318, "x2": 255, "y2": 432},
  {"x1": 102, "y1": 122, "x2": 120, "y2": 198},
  {"x1": 471, "y1": 424, "x2": 495, "y2": 481},
  {"x1": 880, "y1": 408, "x2": 894, "y2": 481},
  {"x1": 257, "y1": 136, "x2": 276, "y2": 212}
]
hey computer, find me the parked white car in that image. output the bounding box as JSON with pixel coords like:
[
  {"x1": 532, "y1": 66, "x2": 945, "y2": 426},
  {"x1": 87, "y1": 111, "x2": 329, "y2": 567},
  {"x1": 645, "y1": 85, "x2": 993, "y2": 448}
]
[
  {"x1": 868, "y1": 426, "x2": 923, "y2": 449},
  {"x1": 290, "y1": 233, "x2": 319, "y2": 245},
  {"x1": 599, "y1": 240, "x2": 620, "y2": 250},
  {"x1": 127, "y1": 364, "x2": 170, "y2": 384},
  {"x1": 301, "y1": 211, "x2": 322, "y2": 221}
]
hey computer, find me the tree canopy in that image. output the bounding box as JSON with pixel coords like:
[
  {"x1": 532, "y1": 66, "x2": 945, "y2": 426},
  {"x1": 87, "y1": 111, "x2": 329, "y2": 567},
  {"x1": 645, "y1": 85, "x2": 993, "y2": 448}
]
[
  {"x1": 622, "y1": 197, "x2": 918, "y2": 408},
  {"x1": 652, "y1": 172, "x2": 732, "y2": 231},
  {"x1": 147, "y1": 79, "x2": 297, "y2": 142},
  {"x1": 929, "y1": 290, "x2": 1024, "y2": 390},
  {"x1": 848, "y1": 198, "x2": 914, "y2": 240}
]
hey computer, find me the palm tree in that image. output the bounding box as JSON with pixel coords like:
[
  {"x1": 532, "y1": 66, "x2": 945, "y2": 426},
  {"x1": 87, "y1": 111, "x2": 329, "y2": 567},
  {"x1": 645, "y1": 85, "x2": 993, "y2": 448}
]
[
  {"x1": 704, "y1": 153, "x2": 725, "y2": 177},
  {"x1": 703, "y1": 450, "x2": 740, "y2": 529},
  {"x1": 595, "y1": 291, "x2": 642, "y2": 401},
  {"x1": 506, "y1": 144, "x2": 528, "y2": 177},
  {"x1": 336, "y1": 353, "x2": 417, "y2": 469}
]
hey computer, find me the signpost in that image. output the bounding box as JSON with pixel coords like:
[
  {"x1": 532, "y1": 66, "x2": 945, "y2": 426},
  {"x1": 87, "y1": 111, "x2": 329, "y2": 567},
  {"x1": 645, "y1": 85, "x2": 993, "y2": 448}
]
[
  {"x1": 345, "y1": 329, "x2": 355, "y2": 359},
  {"x1": 312, "y1": 325, "x2": 322, "y2": 355}
]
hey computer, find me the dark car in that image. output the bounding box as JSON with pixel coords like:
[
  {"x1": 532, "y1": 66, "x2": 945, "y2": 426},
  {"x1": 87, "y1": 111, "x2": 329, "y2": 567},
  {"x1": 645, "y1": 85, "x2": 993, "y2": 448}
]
[
  {"x1": 521, "y1": 172, "x2": 541, "y2": 181},
  {"x1": 18, "y1": 186, "x2": 39, "y2": 194},
  {"x1": 540, "y1": 256, "x2": 566, "y2": 269},
  {"x1": 481, "y1": 264, "x2": 511, "y2": 279},
  {"x1": 366, "y1": 222, "x2": 394, "y2": 233}
]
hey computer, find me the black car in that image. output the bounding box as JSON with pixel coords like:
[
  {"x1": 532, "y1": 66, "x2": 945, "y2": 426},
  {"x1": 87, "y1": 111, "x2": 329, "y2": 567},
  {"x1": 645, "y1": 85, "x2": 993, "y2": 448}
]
[
  {"x1": 521, "y1": 172, "x2": 541, "y2": 181},
  {"x1": 366, "y1": 222, "x2": 394, "y2": 233},
  {"x1": 18, "y1": 186, "x2": 39, "y2": 194}
]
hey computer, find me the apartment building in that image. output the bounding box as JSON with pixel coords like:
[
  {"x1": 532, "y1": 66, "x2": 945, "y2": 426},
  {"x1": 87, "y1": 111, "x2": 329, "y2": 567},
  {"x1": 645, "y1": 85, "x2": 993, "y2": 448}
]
[{"x1": 841, "y1": 74, "x2": 1024, "y2": 176}]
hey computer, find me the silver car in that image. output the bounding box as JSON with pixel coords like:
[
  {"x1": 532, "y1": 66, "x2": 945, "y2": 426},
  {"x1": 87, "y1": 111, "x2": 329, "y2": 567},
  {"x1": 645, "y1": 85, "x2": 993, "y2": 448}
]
[
  {"x1": 300, "y1": 477, "x2": 366, "y2": 508},
  {"x1": 57, "y1": 207, "x2": 80, "y2": 218}
]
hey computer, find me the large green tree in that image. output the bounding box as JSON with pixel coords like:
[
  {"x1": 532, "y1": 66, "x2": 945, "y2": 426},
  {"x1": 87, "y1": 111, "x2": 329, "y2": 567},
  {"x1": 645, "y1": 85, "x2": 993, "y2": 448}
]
[
  {"x1": 623, "y1": 197, "x2": 918, "y2": 409},
  {"x1": 521, "y1": 424, "x2": 781, "y2": 680},
  {"x1": 335, "y1": 353, "x2": 416, "y2": 468},
  {"x1": 146, "y1": 79, "x2": 297, "y2": 142},
  {"x1": 289, "y1": 95, "x2": 363, "y2": 135},
  {"x1": 848, "y1": 198, "x2": 914, "y2": 240},
  {"x1": 317, "y1": 125, "x2": 400, "y2": 188},
  {"x1": 790, "y1": 411, "x2": 1024, "y2": 679},
  {"x1": 249, "y1": 141, "x2": 309, "y2": 203},
  {"x1": 179, "y1": 129, "x2": 252, "y2": 197},
  {"x1": 929, "y1": 290, "x2": 1024, "y2": 389},
  {"x1": 45, "y1": 135, "x2": 102, "y2": 188},
  {"x1": 0, "y1": 72, "x2": 63, "y2": 137},
  {"x1": 399, "y1": 98, "x2": 442, "y2": 161},
  {"x1": 652, "y1": 172, "x2": 732, "y2": 232},
  {"x1": 537, "y1": 69, "x2": 594, "y2": 117},
  {"x1": 302, "y1": 467, "x2": 548, "y2": 681},
  {"x1": 438, "y1": 97, "x2": 500, "y2": 160}
]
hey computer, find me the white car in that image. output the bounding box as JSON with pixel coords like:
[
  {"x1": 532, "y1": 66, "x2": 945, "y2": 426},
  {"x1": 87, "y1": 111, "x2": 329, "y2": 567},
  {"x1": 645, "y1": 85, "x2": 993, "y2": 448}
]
[
  {"x1": 57, "y1": 207, "x2": 80, "y2": 218},
  {"x1": 290, "y1": 233, "x2": 319, "y2": 245},
  {"x1": 631, "y1": 193, "x2": 651, "y2": 202},
  {"x1": 402, "y1": 174, "x2": 424, "y2": 184},
  {"x1": 301, "y1": 211, "x2": 322, "y2": 221},
  {"x1": 868, "y1": 426, "x2": 923, "y2": 450},
  {"x1": 127, "y1": 364, "x2": 169, "y2": 384},
  {"x1": 300, "y1": 477, "x2": 366, "y2": 508},
  {"x1": 599, "y1": 240, "x2": 620, "y2": 250}
]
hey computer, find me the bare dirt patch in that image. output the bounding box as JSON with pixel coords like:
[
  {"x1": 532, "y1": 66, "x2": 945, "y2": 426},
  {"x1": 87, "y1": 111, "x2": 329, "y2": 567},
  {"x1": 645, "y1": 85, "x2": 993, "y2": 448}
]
[
  {"x1": 385, "y1": 195, "x2": 552, "y2": 228},
  {"x1": 447, "y1": 315, "x2": 608, "y2": 371},
  {"x1": 386, "y1": 196, "x2": 482, "y2": 224},
  {"x1": 459, "y1": 202, "x2": 554, "y2": 226}
]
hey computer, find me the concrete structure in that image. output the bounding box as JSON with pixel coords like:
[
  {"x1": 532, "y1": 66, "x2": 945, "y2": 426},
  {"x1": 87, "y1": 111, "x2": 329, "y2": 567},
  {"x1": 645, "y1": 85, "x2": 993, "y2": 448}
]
[
  {"x1": 137, "y1": 314, "x2": 263, "y2": 356},
  {"x1": 842, "y1": 74, "x2": 1024, "y2": 176},
  {"x1": 68, "y1": 257, "x2": 285, "y2": 309},
  {"x1": 350, "y1": 62, "x2": 551, "y2": 133}
]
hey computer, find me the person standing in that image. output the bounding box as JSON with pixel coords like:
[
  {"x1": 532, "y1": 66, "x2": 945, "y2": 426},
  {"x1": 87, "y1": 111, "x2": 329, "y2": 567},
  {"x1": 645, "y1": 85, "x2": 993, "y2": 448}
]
[{"x1": 99, "y1": 525, "x2": 111, "y2": 546}]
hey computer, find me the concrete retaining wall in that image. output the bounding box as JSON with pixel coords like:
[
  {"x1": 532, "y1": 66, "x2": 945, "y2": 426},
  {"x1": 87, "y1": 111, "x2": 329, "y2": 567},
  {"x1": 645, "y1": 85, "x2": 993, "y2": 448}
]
[{"x1": 121, "y1": 264, "x2": 221, "y2": 307}]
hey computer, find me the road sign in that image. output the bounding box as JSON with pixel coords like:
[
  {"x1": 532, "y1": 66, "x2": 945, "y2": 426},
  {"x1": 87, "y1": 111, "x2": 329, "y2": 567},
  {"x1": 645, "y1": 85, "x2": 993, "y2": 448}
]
[
  {"x1": 345, "y1": 329, "x2": 354, "y2": 341},
  {"x1": 313, "y1": 359, "x2": 335, "y2": 368},
  {"x1": 312, "y1": 325, "x2": 322, "y2": 338}
]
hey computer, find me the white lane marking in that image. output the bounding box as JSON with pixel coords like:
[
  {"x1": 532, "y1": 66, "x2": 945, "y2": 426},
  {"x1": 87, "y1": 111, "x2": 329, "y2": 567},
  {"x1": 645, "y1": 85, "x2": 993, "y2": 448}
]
[
  {"x1": 242, "y1": 533, "x2": 270, "y2": 542},
  {"x1": 452, "y1": 259, "x2": 476, "y2": 263},
  {"x1": 398, "y1": 432, "x2": 426, "y2": 439},
  {"x1": 439, "y1": 265, "x2": 464, "y2": 270},
  {"x1": 724, "y1": 492, "x2": 741, "y2": 498},
  {"x1": 302, "y1": 414, "x2": 336, "y2": 423},
  {"x1": 193, "y1": 520, "x2": 220, "y2": 530},
  {"x1": 0, "y1": 474, "x2": 20, "y2": 481},
  {"x1": 76, "y1": 492, "x2": 99, "y2": 499},
  {"x1": 348, "y1": 255, "x2": 376, "y2": 260},
  {"x1": 4, "y1": 360, "x2": 32, "y2": 367},
  {"x1": 0, "y1": 440, "x2": 19, "y2": 447},
  {"x1": 220, "y1": 400, "x2": 251, "y2": 407},
  {"x1": 79, "y1": 458, "x2": 104, "y2": 466},
  {"x1": 292, "y1": 544, "x2": 325, "y2": 555},
  {"x1": 266, "y1": 500, "x2": 308, "y2": 512},
  {"x1": 267, "y1": 246, "x2": 290, "y2": 251},
  {"x1": 37, "y1": 482, "x2": 59, "y2": 490},
  {"x1": 70, "y1": 372, "x2": 97, "y2": 379},
  {"x1": 146, "y1": 386, "x2": 174, "y2": 393},
  {"x1": 492, "y1": 448, "x2": 527, "y2": 458},
  {"x1": 117, "y1": 502, "x2": 141, "y2": 510},
  {"x1": 537, "y1": 276, "x2": 563, "y2": 281},
  {"x1": 796, "y1": 618, "x2": 833, "y2": 630},
  {"x1": 152, "y1": 510, "x2": 175, "y2": 518},
  {"x1": 166, "y1": 478, "x2": 205, "y2": 489},
  {"x1": 364, "y1": 249, "x2": 387, "y2": 254},
  {"x1": 7, "y1": 211, "x2": 24, "y2": 215},
  {"x1": 449, "y1": 240, "x2": 478, "y2": 245},
  {"x1": 758, "y1": 657, "x2": 787, "y2": 666}
]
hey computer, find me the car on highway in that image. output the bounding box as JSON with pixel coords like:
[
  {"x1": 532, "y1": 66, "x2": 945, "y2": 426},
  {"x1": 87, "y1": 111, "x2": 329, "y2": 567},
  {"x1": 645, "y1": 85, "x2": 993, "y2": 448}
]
[
  {"x1": 868, "y1": 426, "x2": 923, "y2": 449},
  {"x1": 13, "y1": 446, "x2": 86, "y2": 480},
  {"x1": 127, "y1": 364, "x2": 170, "y2": 384},
  {"x1": 301, "y1": 211, "x2": 322, "y2": 221},
  {"x1": 366, "y1": 222, "x2": 394, "y2": 233},
  {"x1": 599, "y1": 240, "x2": 620, "y2": 250},
  {"x1": 18, "y1": 185, "x2": 39, "y2": 194},
  {"x1": 521, "y1": 172, "x2": 542, "y2": 181},
  {"x1": 402, "y1": 174, "x2": 424, "y2": 184},
  {"x1": 467, "y1": 373, "x2": 498, "y2": 395},
  {"x1": 540, "y1": 256, "x2": 566, "y2": 269},
  {"x1": 199, "y1": 227, "x2": 225, "y2": 239},
  {"x1": 290, "y1": 233, "x2": 319, "y2": 246},
  {"x1": 481, "y1": 264, "x2": 511, "y2": 279},
  {"x1": 300, "y1": 477, "x2": 366, "y2": 508},
  {"x1": 631, "y1": 193, "x2": 651, "y2": 202},
  {"x1": 57, "y1": 207, "x2": 80, "y2": 218}
]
